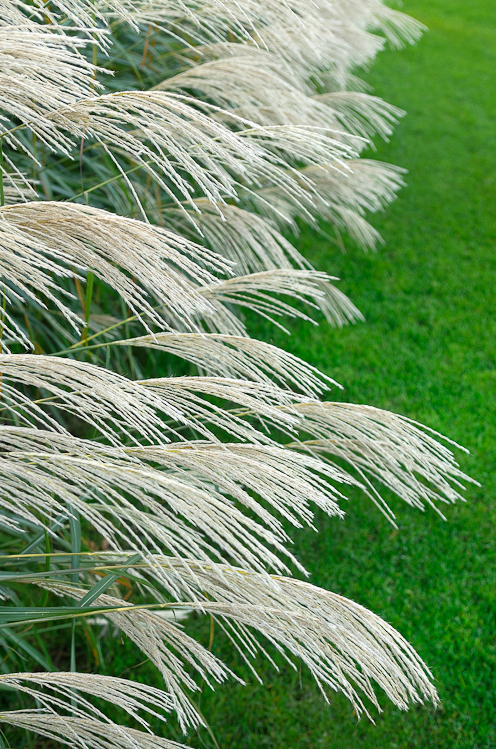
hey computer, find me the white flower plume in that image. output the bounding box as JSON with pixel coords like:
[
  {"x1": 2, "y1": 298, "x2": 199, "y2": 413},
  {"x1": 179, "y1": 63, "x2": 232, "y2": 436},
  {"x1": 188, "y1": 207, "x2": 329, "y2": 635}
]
[{"x1": 0, "y1": 201, "x2": 230, "y2": 349}]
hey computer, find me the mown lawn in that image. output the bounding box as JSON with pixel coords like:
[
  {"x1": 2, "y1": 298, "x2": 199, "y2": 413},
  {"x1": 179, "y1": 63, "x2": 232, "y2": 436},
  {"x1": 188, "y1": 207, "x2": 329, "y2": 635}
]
[{"x1": 183, "y1": 1, "x2": 496, "y2": 747}]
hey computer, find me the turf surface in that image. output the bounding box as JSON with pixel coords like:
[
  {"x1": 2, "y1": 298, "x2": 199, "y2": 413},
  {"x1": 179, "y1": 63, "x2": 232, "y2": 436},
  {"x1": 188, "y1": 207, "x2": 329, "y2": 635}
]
[{"x1": 185, "y1": 2, "x2": 496, "y2": 747}]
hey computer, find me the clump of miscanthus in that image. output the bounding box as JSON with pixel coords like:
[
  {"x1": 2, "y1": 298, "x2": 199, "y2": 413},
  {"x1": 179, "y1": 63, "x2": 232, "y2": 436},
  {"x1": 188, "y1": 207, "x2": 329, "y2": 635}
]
[{"x1": 0, "y1": 1, "x2": 474, "y2": 747}]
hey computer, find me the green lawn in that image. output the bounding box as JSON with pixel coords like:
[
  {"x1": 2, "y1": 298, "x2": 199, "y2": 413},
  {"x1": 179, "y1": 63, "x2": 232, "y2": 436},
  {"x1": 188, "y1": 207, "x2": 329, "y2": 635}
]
[{"x1": 186, "y1": 2, "x2": 496, "y2": 747}]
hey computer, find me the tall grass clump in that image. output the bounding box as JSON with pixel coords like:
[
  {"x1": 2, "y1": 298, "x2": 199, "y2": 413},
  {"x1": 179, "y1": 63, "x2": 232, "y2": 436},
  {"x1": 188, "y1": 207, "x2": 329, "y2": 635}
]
[{"x1": 0, "y1": 1, "x2": 474, "y2": 747}]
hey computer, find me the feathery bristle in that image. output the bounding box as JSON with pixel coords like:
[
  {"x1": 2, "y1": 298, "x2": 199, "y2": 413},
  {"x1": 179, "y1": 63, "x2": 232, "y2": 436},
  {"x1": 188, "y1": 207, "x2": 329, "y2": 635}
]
[{"x1": 0, "y1": 201, "x2": 230, "y2": 348}]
